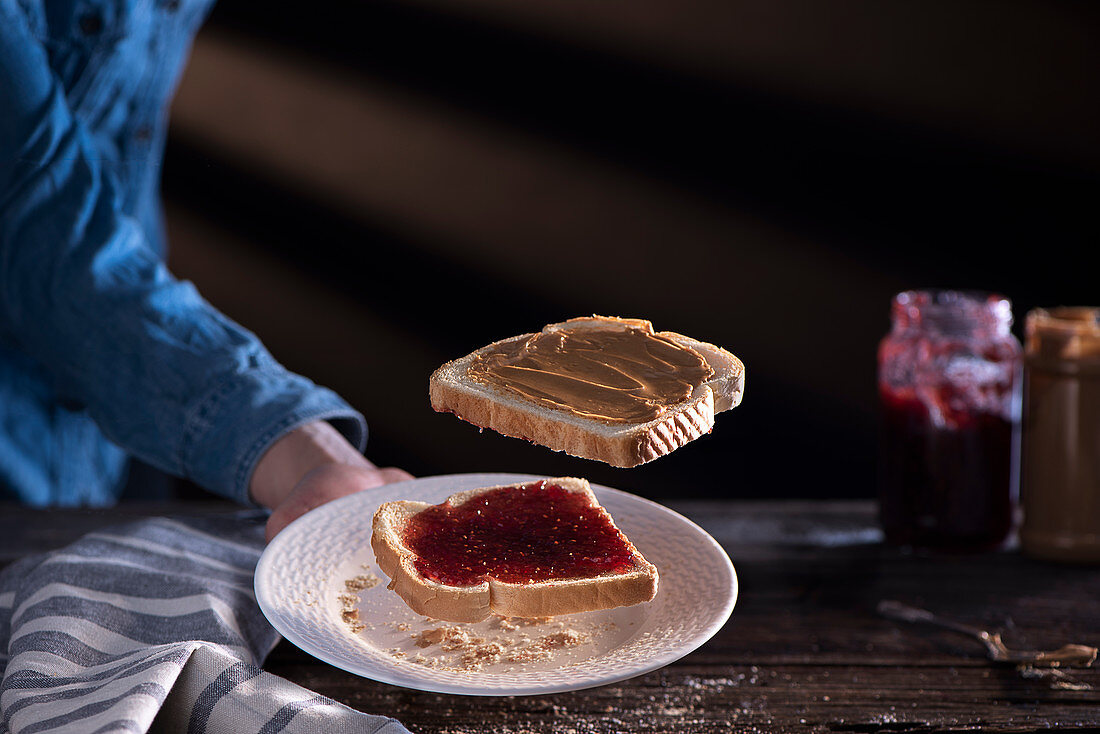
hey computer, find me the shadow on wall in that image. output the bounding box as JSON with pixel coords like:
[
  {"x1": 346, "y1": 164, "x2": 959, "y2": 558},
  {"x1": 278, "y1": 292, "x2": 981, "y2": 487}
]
[{"x1": 162, "y1": 0, "x2": 1100, "y2": 500}]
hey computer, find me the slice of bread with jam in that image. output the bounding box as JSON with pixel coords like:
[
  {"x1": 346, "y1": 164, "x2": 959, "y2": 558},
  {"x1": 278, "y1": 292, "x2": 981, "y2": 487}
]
[{"x1": 372, "y1": 477, "x2": 658, "y2": 622}]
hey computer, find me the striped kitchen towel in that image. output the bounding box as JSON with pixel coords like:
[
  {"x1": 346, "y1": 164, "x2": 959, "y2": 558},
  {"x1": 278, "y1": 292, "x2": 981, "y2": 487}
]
[{"x1": 0, "y1": 511, "x2": 410, "y2": 734}]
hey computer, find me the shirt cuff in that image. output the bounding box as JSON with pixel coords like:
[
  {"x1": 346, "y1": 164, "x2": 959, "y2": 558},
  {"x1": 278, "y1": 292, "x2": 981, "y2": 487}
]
[{"x1": 180, "y1": 365, "x2": 367, "y2": 505}]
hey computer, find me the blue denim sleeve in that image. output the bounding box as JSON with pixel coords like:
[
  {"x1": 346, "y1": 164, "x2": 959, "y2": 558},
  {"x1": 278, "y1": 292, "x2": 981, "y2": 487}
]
[{"x1": 0, "y1": 9, "x2": 367, "y2": 504}]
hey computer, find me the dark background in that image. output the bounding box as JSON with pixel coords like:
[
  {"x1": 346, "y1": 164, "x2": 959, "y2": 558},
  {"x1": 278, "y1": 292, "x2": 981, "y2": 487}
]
[{"x1": 161, "y1": 0, "x2": 1100, "y2": 502}]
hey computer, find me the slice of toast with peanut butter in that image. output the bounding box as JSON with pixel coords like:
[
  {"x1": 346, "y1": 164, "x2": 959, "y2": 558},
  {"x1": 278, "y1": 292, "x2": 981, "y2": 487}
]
[{"x1": 429, "y1": 316, "x2": 744, "y2": 467}]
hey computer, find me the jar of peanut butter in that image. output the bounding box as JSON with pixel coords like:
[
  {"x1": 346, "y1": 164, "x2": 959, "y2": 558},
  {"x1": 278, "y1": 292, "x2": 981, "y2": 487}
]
[{"x1": 1021, "y1": 307, "x2": 1100, "y2": 563}]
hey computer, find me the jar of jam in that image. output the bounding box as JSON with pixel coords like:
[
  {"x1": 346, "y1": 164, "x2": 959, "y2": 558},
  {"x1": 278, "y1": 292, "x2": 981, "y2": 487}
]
[
  {"x1": 878, "y1": 290, "x2": 1022, "y2": 550},
  {"x1": 1020, "y1": 307, "x2": 1100, "y2": 563}
]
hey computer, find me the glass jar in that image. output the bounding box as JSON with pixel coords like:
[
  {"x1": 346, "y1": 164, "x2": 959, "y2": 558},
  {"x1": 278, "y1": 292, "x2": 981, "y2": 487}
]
[
  {"x1": 1020, "y1": 307, "x2": 1100, "y2": 563},
  {"x1": 878, "y1": 290, "x2": 1022, "y2": 550}
]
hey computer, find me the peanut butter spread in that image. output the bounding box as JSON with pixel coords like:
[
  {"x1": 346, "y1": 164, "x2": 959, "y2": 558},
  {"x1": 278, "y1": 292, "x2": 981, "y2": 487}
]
[{"x1": 466, "y1": 323, "x2": 714, "y2": 423}]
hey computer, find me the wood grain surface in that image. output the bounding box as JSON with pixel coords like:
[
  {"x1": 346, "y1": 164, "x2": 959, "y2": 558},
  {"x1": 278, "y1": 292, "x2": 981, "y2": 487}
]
[{"x1": 2, "y1": 501, "x2": 1097, "y2": 732}]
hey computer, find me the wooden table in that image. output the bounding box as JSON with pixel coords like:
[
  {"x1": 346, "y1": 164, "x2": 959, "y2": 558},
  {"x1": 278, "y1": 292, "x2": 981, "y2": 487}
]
[{"x1": 2, "y1": 501, "x2": 1097, "y2": 733}]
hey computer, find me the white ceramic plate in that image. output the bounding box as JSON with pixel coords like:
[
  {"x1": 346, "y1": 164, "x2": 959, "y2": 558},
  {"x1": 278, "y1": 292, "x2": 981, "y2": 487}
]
[{"x1": 255, "y1": 473, "x2": 737, "y2": 696}]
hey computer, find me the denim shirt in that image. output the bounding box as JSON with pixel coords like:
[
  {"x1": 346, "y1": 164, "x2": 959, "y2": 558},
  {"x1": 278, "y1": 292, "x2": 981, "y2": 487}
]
[{"x1": 0, "y1": 1, "x2": 366, "y2": 506}]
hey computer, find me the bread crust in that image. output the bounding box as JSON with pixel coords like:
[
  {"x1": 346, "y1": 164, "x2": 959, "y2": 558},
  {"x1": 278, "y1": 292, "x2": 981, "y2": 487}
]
[
  {"x1": 371, "y1": 477, "x2": 659, "y2": 622},
  {"x1": 429, "y1": 316, "x2": 744, "y2": 467}
]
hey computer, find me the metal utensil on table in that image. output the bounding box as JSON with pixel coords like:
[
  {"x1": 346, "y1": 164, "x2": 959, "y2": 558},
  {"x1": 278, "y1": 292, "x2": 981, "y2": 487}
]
[{"x1": 877, "y1": 600, "x2": 1098, "y2": 667}]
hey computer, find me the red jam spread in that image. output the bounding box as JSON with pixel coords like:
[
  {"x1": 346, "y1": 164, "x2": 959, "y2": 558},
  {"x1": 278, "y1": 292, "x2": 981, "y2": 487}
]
[{"x1": 401, "y1": 481, "x2": 638, "y2": 587}]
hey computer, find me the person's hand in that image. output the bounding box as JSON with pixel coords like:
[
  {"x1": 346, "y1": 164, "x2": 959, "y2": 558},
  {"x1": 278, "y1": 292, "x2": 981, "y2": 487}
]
[
  {"x1": 249, "y1": 421, "x2": 413, "y2": 542},
  {"x1": 263, "y1": 463, "x2": 412, "y2": 542}
]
